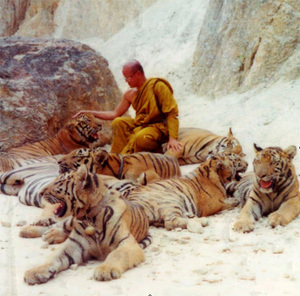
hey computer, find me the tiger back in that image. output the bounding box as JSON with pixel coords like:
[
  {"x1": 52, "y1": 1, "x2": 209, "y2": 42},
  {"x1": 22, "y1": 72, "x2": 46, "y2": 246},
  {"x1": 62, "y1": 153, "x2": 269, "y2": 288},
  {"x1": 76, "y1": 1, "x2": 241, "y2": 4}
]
[
  {"x1": 24, "y1": 165, "x2": 149, "y2": 284},
  {"x1": 58, "y1": 147, "x2": 182, "y2": 184},
  {"x1": 233, "y1": 144, "x2": 300, "y2": 233},
  {"x1": 164, "y1": 127, "x2": 244, "y2": 165},
  {"x1": 0, "y1": 114, "x2": 105, "y2": 174}
]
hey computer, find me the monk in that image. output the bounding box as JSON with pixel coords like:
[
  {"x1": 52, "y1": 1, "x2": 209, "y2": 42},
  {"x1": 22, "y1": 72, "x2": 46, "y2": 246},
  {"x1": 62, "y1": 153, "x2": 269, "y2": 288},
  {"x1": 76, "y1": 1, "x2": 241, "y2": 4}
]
[{"x1": 73, "y1": 59, "x2": 182, "y2": 154}]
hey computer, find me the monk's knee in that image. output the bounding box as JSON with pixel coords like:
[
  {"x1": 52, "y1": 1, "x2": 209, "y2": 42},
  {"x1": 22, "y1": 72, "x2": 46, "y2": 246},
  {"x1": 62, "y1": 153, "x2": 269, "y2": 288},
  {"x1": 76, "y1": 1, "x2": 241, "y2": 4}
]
[{"x1": 135, "y1": 134, "x2": 159, "y2": 151}]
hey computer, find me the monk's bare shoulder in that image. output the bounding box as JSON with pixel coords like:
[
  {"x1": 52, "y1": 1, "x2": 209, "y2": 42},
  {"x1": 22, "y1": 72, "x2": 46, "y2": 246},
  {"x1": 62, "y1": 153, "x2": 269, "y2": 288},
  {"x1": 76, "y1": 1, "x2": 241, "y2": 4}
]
[{"x1": 123, "y1": 88, "x2": 138, "y2": 103}]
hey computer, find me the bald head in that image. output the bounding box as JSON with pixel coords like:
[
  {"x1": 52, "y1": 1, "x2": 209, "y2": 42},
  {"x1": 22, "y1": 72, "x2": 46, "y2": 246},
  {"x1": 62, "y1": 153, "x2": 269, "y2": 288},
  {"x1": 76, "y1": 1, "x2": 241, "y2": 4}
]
[
  {"x1": 123, "y1": 59, "x2": 144, "y2": 75},
  {"x1": 122, "y1": 59, "x2": 146, "y2": 88}
]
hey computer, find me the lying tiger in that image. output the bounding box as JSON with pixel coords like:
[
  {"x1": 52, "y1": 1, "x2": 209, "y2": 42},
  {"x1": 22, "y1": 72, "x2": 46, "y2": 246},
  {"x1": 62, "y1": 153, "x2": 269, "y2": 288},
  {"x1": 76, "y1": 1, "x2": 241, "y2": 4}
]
[
  {"x1": 19, "y1": 151, "x2": 247, "y2": 240},
  {"x1": 0, "y1": 114, "x2": 105, "y2": 174},
  {"x1": 233, "y1": 144, "x2": 300, "y2": 233},
  {"x1": 125, "y1": 152, "x2": 248, "y2": 230},
  {"x1": 164, "y1": 127, "x2": 244, "y2": 165},
  {"x1": 0, "y1": 147, "x2": 181, "y2": 209},
  {"x1": 58, "y1": 147, "x2": 182, "y2": 184},
  {"x1": 24, "y1": 166, "x2": 149, "y2": 284}
]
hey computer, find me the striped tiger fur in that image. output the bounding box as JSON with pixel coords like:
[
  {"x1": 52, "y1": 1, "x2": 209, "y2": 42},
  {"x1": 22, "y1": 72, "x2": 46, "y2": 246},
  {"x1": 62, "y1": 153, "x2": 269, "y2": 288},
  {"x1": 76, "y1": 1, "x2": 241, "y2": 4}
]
[
  {"x1": 58, "y1": 147, "x2": 182, "y2": 184},
  {"x1": 226, "y1": 171, "x2": 254, "y2": 206},
  {"x1": 0, "y1": 161, "x2": 140, "y2": 209},
  {"x1": 164, "y1": 127, "x2": 244, "y2": 165},
  {"x1": 0, "y1": 114, "x2": 104, "y2": 174},
  {"x1": 124, "y1": 153, "x2": 247, "y2": 231},
  {"x1": 233, "y1": 144, "x2": 300, "y2": 233},
  {"x1": 24, "y1": 165, "x2": 149, "y2": 284}
]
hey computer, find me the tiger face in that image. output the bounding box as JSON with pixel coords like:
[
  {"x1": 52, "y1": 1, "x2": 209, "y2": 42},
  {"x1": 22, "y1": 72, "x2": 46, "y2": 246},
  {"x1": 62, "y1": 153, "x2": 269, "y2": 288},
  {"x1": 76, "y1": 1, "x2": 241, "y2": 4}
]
[
  {"x1": 41, "y1": 165, "x2": 108, "y2": 219},
  {"x1": 220, "y1": 152, "x2": 248, "y2": 181},
  {"x1": 208, "y1": 152, "x2": 248, "y2": 184},
  {"x1": 65, "y1": 114, "x2": 104, "y2": 147},
  {"x1": 58, "y1": 147, "x2": 107, "y2": 174},
  {"x1": 253, "y1": 144, "x2": 297, "y2": 194},
  {"x1": 217, "y1": 128, "x2": 243, "y2": 155}
]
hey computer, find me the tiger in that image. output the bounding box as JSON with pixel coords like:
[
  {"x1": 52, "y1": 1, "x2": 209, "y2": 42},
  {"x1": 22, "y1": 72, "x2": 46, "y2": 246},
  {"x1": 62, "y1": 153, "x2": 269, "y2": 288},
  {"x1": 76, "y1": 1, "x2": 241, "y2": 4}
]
[
  {"x1": 164, "y1": 127, "x2": 244, "y2": 165},
  {"x1": 122, "y1": 152, "x2": 248, "y2": 231},
  {"x1": 58, "y1": 147, "x2": 182, "y2": 184},
  {"x1": 24, "y1": 165, "x2": 149, "y2": 284},
  {"x1": 233, "y1": 144, "x2": 300, "y2": 233},
  {"x1": 0, "y1": 113, "x2": 105, "y2": 174},
  {"x1": 0, "y1": 146, "x2": 180, "y2": 209},
  {"x1": 19, "y1": 152, "x2": 246, "y2": 239}
]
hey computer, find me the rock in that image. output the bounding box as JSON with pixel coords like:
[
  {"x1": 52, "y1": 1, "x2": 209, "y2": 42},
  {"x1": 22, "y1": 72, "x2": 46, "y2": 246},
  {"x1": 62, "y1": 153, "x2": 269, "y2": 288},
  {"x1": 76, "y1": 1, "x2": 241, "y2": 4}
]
[
  {"x1": 0, "y1": 37, "x2": 120, "y2": 151},
  {"x1": 4, "y1": 0, "x2": 157, "y2": 41},
  {"x1": 192, "y1": 0, "x2": 299, "y2": 96},
  {"x1": 0, "y1": 0, "x2": 30, "y2": 36}
]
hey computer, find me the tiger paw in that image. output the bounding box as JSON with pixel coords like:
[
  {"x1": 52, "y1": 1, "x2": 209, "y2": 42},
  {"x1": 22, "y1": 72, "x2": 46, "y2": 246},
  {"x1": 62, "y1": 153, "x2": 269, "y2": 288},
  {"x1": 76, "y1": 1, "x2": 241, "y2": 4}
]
[
  {"x1": 233, "y1": 219, "x2": 254, "y2": 233},
  {"x1": 93, "y1": 264, "x2": 122, "y2": 281},
  {"x1": 19, "y1": 225, "x2": 49, "y2": 238},
  {"x1": 165, "y1": 217, "x2": 188, "y2": 231},
  {"x1": 33, "y1": 218, "x2": 56, "y2": 227},
  {"x1": 42, "y1": 228, "x2": 68, "y2": 244},
  {"x1": 24, "y1": 265, "x2": 57, "y2": 285},
  {"x1": 268, "y1": 212, "x2": 290, "y2": 228}
]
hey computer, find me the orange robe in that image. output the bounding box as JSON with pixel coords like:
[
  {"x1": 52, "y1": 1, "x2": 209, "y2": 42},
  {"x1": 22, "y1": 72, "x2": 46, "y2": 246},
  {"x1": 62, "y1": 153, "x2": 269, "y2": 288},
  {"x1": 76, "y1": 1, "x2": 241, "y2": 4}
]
[{"x1": 111, "y1": 78, "x2": 179, "y2": 154}]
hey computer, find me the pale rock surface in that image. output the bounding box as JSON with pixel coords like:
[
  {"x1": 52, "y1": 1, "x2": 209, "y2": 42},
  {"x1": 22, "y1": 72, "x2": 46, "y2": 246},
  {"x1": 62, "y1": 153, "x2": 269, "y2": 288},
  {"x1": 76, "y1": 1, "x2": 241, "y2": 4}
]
[
  {"x1": 10, "y1": 0, "x2": 157, "y2": 40},
  {"x1": 192, "y1": 0, "x2": 300, "y2": 96},
  {"x1": 0, "y1": 0, "x2": 30, "y2": 36},
  {"x1": 0, "y1": 37, "x2": 119, "y2": 151}
]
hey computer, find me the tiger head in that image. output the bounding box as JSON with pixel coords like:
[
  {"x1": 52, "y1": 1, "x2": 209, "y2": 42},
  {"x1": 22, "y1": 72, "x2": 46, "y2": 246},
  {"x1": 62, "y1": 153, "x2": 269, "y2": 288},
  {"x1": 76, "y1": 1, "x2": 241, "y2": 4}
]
[
  {"x1": 253, "y1": 144, "x2": 297, "y2": 194},
  {"x1": 218, "y1": 152, "x2": 248, "y2": 181},
  {"x1": 41, "y1": 165, "x2": 108, "y2": 219},
  {"x1": 62, "y1": 114, "x2": 104, "y2": 148},
  {"x1": 206, "y1": 152, "x2": 247, "y2": 185},
  {"x1": 217, "y1": 128, "x2": 244, "y2": 155},
  {"x1": 58, "y1": 147, "x2": 109, "y2": 174}
]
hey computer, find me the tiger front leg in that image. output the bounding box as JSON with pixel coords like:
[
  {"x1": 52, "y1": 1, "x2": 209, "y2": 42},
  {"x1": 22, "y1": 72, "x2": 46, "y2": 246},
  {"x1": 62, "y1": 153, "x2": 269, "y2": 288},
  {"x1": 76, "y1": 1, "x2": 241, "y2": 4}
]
[
  {"x1": 94, "y1": 235, "x2": 144, "y2": 281},
  {"x1": 268, "y1": 195, "x2": 300, "y2": 227},
  {"x1": 233, "y1": 193, "x2": 261, "y2": 233},
  {"x1": 19, "y1": 225, "x2": 50, "y2": 238},
  {"x1": 24, "y1": 219, "x2": 91, "y2": 285}
]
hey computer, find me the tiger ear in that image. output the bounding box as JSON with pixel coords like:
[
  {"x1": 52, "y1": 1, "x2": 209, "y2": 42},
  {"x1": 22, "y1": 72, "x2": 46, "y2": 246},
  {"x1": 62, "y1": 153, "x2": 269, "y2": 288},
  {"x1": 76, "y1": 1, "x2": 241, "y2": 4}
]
[
  {"x1": 76, "y1": 165, "x2": 89, "y2": 189},
  {"x1": 254, "y1": 143, "x2": 263, "y2": 154},
  {"x1": 228, "y1": 128, "x2": 233, "y2": 138},
  {"x1": 285, "y1": 145, "x2": 297, "y2": 160},
  {"x1": 95, "y1": 149, "x2": 109, "y2": 165}
]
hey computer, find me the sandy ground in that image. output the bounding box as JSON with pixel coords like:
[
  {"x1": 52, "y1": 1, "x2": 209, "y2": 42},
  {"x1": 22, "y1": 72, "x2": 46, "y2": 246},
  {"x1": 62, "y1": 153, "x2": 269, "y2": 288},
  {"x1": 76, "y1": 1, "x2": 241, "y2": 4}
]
[{"x1": 1, "y1": 188, "x2": 300, "y2": 296}]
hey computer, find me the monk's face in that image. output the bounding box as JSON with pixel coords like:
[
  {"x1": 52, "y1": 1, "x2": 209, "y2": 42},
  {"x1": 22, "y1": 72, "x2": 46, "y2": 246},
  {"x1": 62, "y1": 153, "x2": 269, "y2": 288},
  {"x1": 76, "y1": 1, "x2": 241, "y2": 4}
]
[{"x1": 122, "y1": 65, "x2": 140, "y2": 88}]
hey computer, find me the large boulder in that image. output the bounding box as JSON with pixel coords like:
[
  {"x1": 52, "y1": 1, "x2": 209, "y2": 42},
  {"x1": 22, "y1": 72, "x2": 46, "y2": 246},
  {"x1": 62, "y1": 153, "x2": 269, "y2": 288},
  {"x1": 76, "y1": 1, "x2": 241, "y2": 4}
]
[
  {"x1": 192, "y1": 0, "x2": 299, "y2": 96},
  {"x1": 0, "y1": 37, "x2": 120, "y2": 151}
]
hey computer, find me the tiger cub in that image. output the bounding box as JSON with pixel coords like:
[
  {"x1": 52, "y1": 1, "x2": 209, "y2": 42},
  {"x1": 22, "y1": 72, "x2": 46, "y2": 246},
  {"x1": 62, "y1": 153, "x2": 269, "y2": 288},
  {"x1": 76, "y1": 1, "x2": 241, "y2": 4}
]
[
  {"x1": 125, "y1": 153, "x2": 247, "y2": 231},
  {"x1": 0, "y1": 114, "x2": 104, "y2": 174},
  {"x1": 164, "y1": 127, "x2": 244, "y2": 165},
  {"x1": 24, "y1": 166, "x2": 149, "y2": 284},
  {"x1": 58, "y1": 147, "x2": 182, "y2": 184},
  {"x1": 233, "y1": 144, "x2": 300, "y2": 233}
]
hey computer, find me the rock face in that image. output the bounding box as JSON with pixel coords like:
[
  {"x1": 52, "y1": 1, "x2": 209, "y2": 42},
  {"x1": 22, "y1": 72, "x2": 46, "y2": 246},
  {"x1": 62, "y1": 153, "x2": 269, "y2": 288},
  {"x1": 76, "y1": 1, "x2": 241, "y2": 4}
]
[
  {"x1": 0, "y1": 0, "x2": 30, "y2": 36},
  {"x1": 1, "y1": 0, "x2": 157, "y2": 40},
  {"x1": 0, "y1": 37, "x2": 120, "y2": 151},
  {"x1": 192, "y1": 0, "x2": 300, "y2": 96}
]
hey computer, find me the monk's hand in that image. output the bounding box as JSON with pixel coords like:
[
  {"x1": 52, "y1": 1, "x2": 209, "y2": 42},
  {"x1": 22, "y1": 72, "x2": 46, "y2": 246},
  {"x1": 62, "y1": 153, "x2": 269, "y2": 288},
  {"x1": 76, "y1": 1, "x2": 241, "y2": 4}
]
[
  {"x1": 167, "y1": 137, "x2": 182, "y2": 152},
  {"x1": 72, "y1": 110, "x2": 87, "y2": 119}
]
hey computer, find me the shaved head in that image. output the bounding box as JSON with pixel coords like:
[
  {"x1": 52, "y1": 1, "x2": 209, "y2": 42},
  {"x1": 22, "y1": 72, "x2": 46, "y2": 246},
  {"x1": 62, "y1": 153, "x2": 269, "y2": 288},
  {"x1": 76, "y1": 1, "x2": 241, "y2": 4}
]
[{"x1": 123, "y1": 59, "x2": 144, "y2": 75}]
